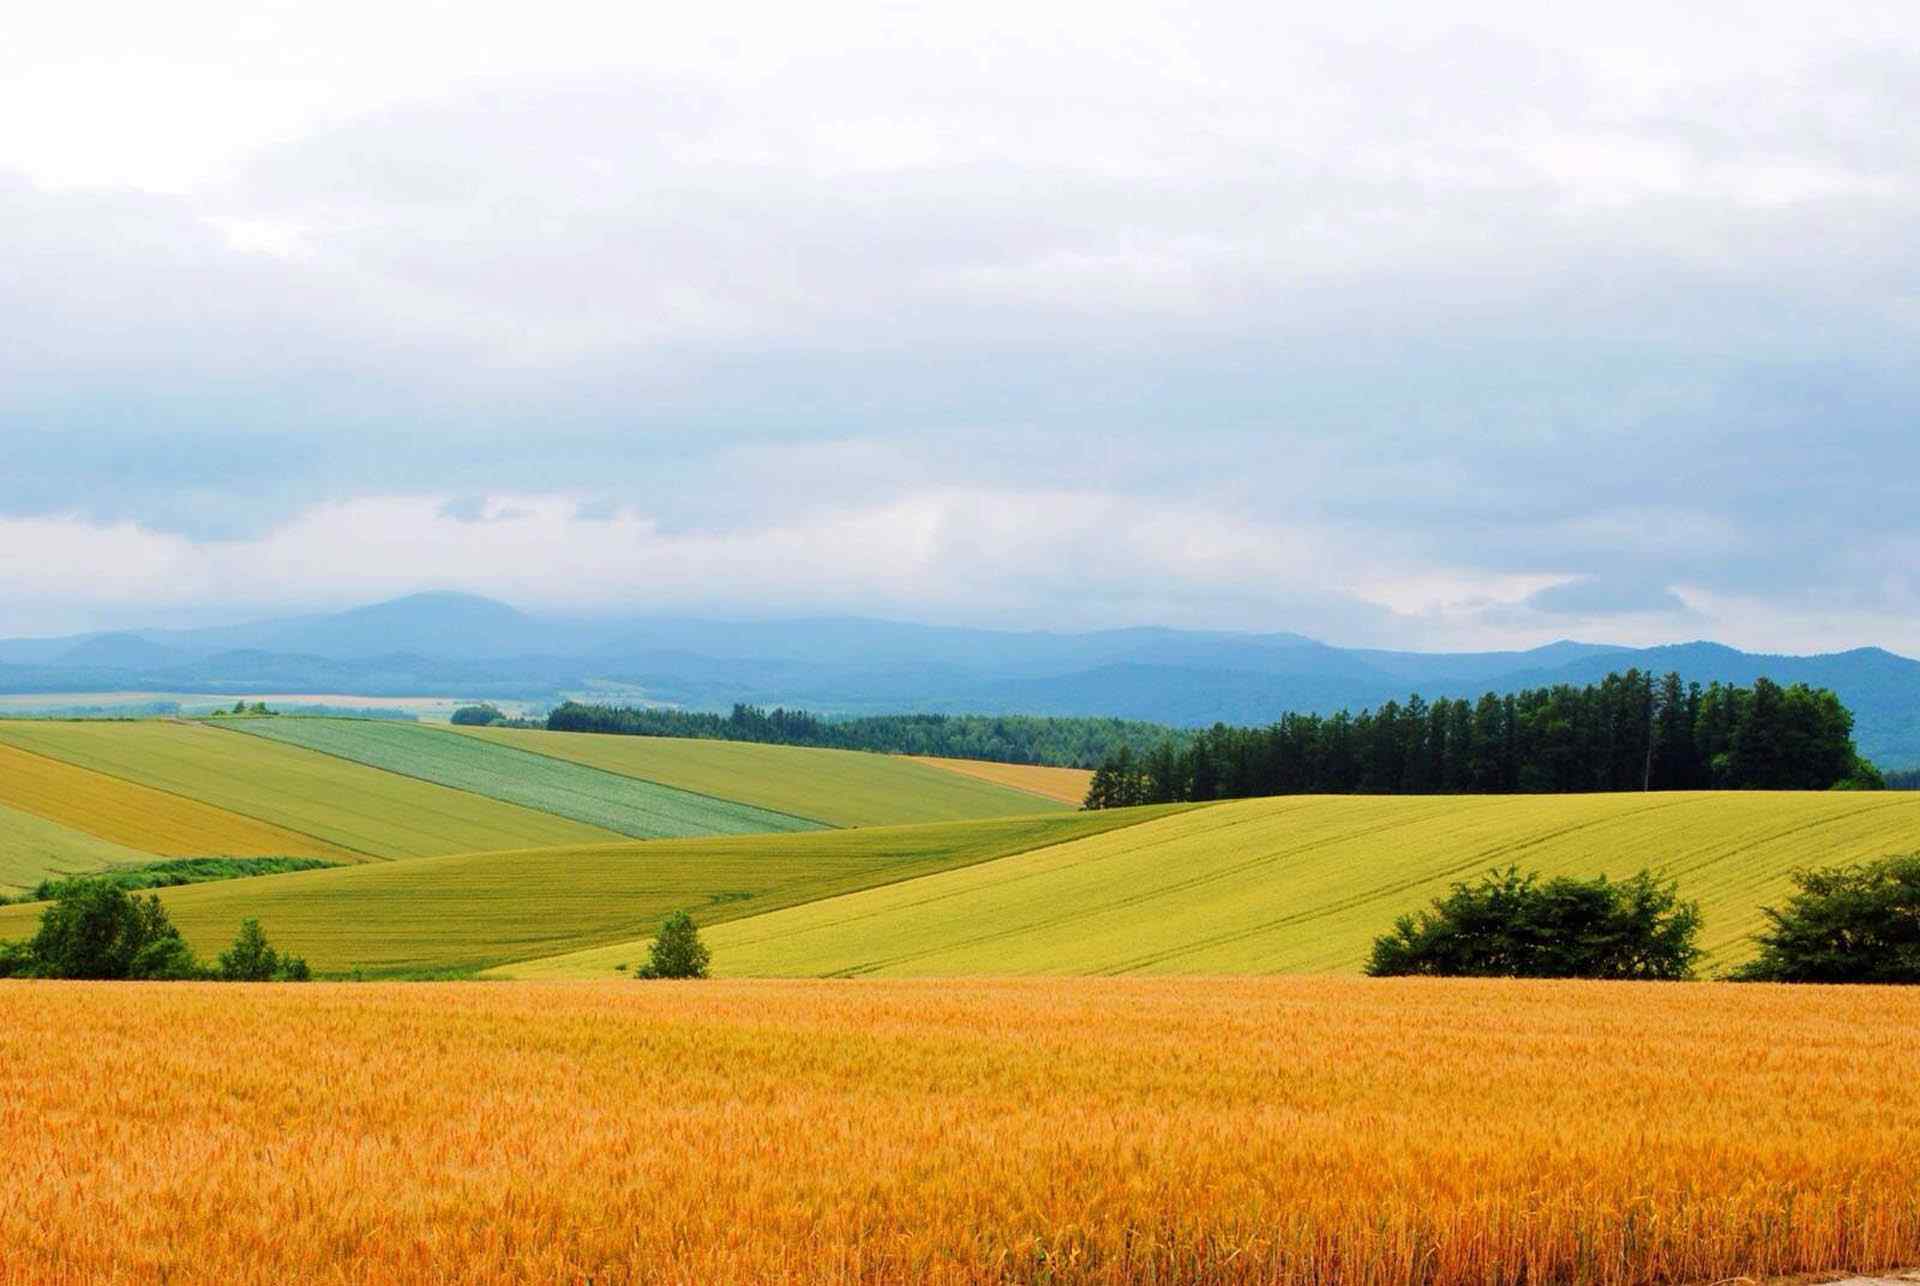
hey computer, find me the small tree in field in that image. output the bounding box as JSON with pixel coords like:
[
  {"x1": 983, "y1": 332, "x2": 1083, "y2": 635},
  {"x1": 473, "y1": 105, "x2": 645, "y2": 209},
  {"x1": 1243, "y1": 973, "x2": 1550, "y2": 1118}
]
[
  {"x1": 1367, "y1": 866, "x2": 1701, "y2": 980},
  {"x1": 635, "y1": 910, "x2": 711, "y2": 979},
  {"x1": 1730, "y1": 856, "x2": 1920, "y2": 983},
  {"x1": 217, "y1": 918, "x2": 312, "y2": 982}
]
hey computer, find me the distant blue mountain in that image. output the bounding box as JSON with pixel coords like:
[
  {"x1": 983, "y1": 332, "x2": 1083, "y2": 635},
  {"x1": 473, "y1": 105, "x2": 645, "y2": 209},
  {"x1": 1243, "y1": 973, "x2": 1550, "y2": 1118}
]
[{"x1": 2, "y1": 594, "x2": 1916, "y2": 767}]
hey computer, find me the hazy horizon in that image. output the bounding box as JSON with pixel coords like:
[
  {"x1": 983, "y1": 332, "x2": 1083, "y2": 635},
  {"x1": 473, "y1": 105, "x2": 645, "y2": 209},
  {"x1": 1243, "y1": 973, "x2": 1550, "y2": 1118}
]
[{"x1": 6, "y1": 3, "x2": 1916, "y2": 653}]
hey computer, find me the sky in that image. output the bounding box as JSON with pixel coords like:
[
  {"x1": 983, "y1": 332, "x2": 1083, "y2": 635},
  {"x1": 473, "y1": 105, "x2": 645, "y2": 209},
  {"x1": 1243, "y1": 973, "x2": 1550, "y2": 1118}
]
[{"x1": 3, "y1": 1, "x2": 1917, "y2": 651}]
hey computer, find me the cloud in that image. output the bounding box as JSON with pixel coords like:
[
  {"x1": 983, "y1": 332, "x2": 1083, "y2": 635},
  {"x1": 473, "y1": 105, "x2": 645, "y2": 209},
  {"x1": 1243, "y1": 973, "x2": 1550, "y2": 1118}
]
[
  {"x1": 1, "y1": 3, "x2": 1918, "y2": 649},
  {"x1": 1525, "y1": 577, "x2": 1696, "y2": 618}
]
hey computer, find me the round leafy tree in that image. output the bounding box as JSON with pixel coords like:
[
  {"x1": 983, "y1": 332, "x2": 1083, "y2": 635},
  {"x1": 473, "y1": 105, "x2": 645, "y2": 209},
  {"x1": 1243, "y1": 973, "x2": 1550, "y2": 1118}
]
[
  {"x1": 1367, "y1": 866, "x2": 1701, "y2": 980},
  {"x1": 1730, "y1": 856, "x2": 1920, "y2": 983}
]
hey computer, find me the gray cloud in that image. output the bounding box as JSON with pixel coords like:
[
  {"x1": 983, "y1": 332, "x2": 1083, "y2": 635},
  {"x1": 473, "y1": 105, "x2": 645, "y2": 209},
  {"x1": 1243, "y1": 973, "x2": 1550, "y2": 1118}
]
[
  {"x1": 2, "y1": 3, "x2": 1919, "y2": 648},
  {"x1": 1525, "y1": 578, "x2": 1697, "y2": 618}
]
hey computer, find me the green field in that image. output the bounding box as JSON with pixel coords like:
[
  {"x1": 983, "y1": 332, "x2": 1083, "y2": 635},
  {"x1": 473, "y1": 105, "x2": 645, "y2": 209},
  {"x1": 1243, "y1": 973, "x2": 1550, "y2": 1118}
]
[
  {"x1": 0, "y1": 721, "x2": 618, "y2": 859},
  {"x1": 0, "y1": 802, "x2": 152, "y2": 895},
  {"x1": 453, "y1": 725, "x2": 1069, "y2": 827},
  {"x1": 560, "y1": 791, "x2": 1920, "y2": 979},
  {"x1": 223, "y1": 719, "x2": 823, "y2": 839},
  {"x1": 0, "y1": 808, "x2": 1180, "y2": 976}
]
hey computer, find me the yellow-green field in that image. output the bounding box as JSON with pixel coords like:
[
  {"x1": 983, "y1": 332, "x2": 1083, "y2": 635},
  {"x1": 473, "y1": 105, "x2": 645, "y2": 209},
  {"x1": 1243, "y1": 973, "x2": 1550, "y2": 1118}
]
[
  {"x1": 0, "y1": 802, "x2": 152, "y2": 894},
  {"x1": 511, "y1": 791, "x2": 1920, "y2": 979},
  {"x1": 454, "y1": 725, "x2": 1067, "y2": 826},
  {"x1": 0, "y1": 720, "x2": 620, "y2": 859},
  {"x1": 0, "y1": 809, "x2": 1181, "y2": 976},
  {"x1": 0, "y1": 740, "x2": 357, "y2": 863},
  {"x1": 3, "y1": 978, "x2": 1916, "y2": 1283}
]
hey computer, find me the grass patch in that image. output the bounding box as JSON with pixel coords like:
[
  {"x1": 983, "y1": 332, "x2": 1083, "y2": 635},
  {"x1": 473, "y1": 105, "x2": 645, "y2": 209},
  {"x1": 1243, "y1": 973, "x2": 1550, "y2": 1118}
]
[{"x1": 7, "y1": 856, "x2": 342, "y2": 904}]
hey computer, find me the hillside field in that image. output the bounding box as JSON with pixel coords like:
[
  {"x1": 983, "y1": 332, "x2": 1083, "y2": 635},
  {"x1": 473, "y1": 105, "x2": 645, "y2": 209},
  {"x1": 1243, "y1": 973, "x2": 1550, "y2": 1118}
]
[
  {"x1": 909, "y1": 754, "x2": 1095, "y2": 804},
  {"x1": 224, "y1": 718, "x2": 823, "y2": 839},
  {"x1": 0, "y1": 720, "x2": 620, "y2": 859},
  {"x1": 0, "y1": 810, "x2": 1180, "y2": 976},
  {"x1": 0, "y1": 740, "x2": 356, "y2": 867},
  {"x1": 453, "y1": 725, "x2": 1069, "y2": 826},
  {"x1": 0, "y1": 802, "x2": 152, "y2": 895},
  {"x1": 512, "y1": 790, "x2": 1920, "y2": 978},
  {"x1": 3, "y1": 978, "x2": 1915, "y2": 1283}
]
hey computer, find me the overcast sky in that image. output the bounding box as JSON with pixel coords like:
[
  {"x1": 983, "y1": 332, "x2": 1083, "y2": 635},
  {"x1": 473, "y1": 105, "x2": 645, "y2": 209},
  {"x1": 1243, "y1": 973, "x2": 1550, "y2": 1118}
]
[{"x1": 3, "y1": 1, "x2": 1916, "y2": 651}]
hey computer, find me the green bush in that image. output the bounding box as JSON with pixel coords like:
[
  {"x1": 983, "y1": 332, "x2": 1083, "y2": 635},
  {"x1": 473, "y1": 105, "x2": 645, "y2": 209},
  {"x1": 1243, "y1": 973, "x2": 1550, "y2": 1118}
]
[
  {"x1": 1730, "y1": 856, "x2": 1920, "y2": 983},
  {"x1": 1367, "y1": 866, "x2": 1701, "y2": 980},
  {"x1": 217, "y1": 917, "x2": 312, "y2": 982},
  {"x1": 450, "y1": 703, "x2": 506, "y2": 726},
  {"x1": 22, "y1": 882, "x2": 196, "y2": 980},
  {"x1": 0, "y1": 881, "x2": 311, "y2": 982},
  {"x1": 634, "y1": 910, "x2": 711, "y2": 979}
]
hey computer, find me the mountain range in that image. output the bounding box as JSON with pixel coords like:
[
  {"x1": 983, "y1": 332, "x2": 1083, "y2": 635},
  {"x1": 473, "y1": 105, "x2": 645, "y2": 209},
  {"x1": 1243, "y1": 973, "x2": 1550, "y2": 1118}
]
[{"x1": 2, "y1": 592, "x2": 1916, "y2": 768}]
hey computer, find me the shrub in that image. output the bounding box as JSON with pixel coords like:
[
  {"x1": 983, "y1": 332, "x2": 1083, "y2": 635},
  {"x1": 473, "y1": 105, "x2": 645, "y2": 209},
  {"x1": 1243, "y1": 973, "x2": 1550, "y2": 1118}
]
[
  {"x1": 1730, "y1": 856, "x2": 1920, "y2": 983},
  {"x1": 0, "y1": 882, "x2": 311, "y2": 982},
  {"x1": 217, "y1": 918, "x2": 311, "y2": 982},
  {"x1": 23, "y1": 882, "x2": 201, "y2": 980},
  {"x1": 1367, "y1": 866, "x2": 1701, "y2": 980},
  {"x1": 450, "y1": 704, "x2": 506, "y2": 726},
  {"x1": 635, "y1": 910, "x2": 711, "y2": 980}
]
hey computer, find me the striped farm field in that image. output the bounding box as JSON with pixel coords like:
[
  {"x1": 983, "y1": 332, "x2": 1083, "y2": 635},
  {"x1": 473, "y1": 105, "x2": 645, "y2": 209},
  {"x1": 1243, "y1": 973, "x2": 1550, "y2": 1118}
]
[
  {"x1": 454, "y1": 725, "x2": 1070, "y2": 827},
  {"x1": 0, "y1": 739, "x2": 355, "y2": 863},
  {"x1": 665, "y1": 790, "x2": 1920, "y2": 979},
  {"x1": 0, "y1": 802, "x2": 151, "y2": 895},
  {"x1": 0, "y1": 809, "x2": 1179, "y2": 977},
  {"x1": 0, "y1": 720, "x2": 617, "y2": 859},
  {"x1": 910, "y1": 754, "x2": 1095, "y2": 805},
  {"x1": 2, "y1": 978, "x2": 1916, "y2": 1283},
  {"x1": 223, "y1": 718, "x2": 822, "y2": 839}
]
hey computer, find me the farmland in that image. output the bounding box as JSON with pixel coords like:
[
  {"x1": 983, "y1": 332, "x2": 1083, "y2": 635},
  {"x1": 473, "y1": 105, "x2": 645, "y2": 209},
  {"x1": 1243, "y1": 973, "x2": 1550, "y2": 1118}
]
[
  {"x1": 0, "y1": 802, "x2": 150, "y2": 895},
  {"x1": 454, "y1": 724, "x2": 1068, "y2": 826},
  {"x1": 2, "y1": 977, "x2": 1915, "y2": 1284},
  {"x1": 0, "y1": 809, "x2": 1177, "y2": 976},
  {"x1": 636, "y1": 790, "x2": 1920, "y2": 979},
  {"x1": 225, "y1": 718, "x2": 823, "y2": 839},
  {"x1": 0, "y1": 720, "x2": 619, "y2": 858},
  {"x1": 0, "y1": 740, "x2": 355, "y2": 864},
  {"x1": 910, "y1": 754, "x2": 1095, "y2": 805}
]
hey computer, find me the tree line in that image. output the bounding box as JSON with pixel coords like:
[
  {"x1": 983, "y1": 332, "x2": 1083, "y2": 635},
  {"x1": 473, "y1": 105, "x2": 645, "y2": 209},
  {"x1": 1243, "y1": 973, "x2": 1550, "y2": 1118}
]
[
  {"x1": 547, "y1": 702, "x2": 1178, "y2": 767},
  {"x1": 1083, "y1": 670, "x2": 1882, "y2": 807}
]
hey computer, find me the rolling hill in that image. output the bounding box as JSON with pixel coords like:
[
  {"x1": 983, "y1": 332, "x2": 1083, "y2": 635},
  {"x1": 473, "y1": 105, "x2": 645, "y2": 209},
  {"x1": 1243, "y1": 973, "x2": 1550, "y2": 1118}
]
[
  {"x1": 222, "y1": 718, "x2": 825, "y2": 838},
  {"x1": 0, "y1": 802, "x2": 152, "y2": 895},
  {"x1": 0, "y1": 809, "x2": 1180, "y2": 976},
  {"x1": 0, "y1": 721, "x2": 619, "y2": 859},
  {"x1": 505, "y1": 791, "x2": 1920, "y2": 979},
  {"x1": 451, "y1": 725, "x2": 1069, "y2": 826}
]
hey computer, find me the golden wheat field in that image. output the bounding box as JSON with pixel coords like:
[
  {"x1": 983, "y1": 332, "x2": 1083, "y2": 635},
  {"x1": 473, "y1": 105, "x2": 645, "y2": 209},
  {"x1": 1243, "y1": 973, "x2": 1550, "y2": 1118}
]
[{"x1": 2, "y1": 978, "x2": 1915, "y2": 1285}]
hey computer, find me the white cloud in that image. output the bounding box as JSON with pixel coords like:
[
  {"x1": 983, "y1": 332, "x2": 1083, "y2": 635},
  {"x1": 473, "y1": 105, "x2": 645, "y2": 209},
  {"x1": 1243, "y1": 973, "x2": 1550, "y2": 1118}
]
[{"x1": 1, "y1": 2, "x2": 1919, "y2": 650}]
